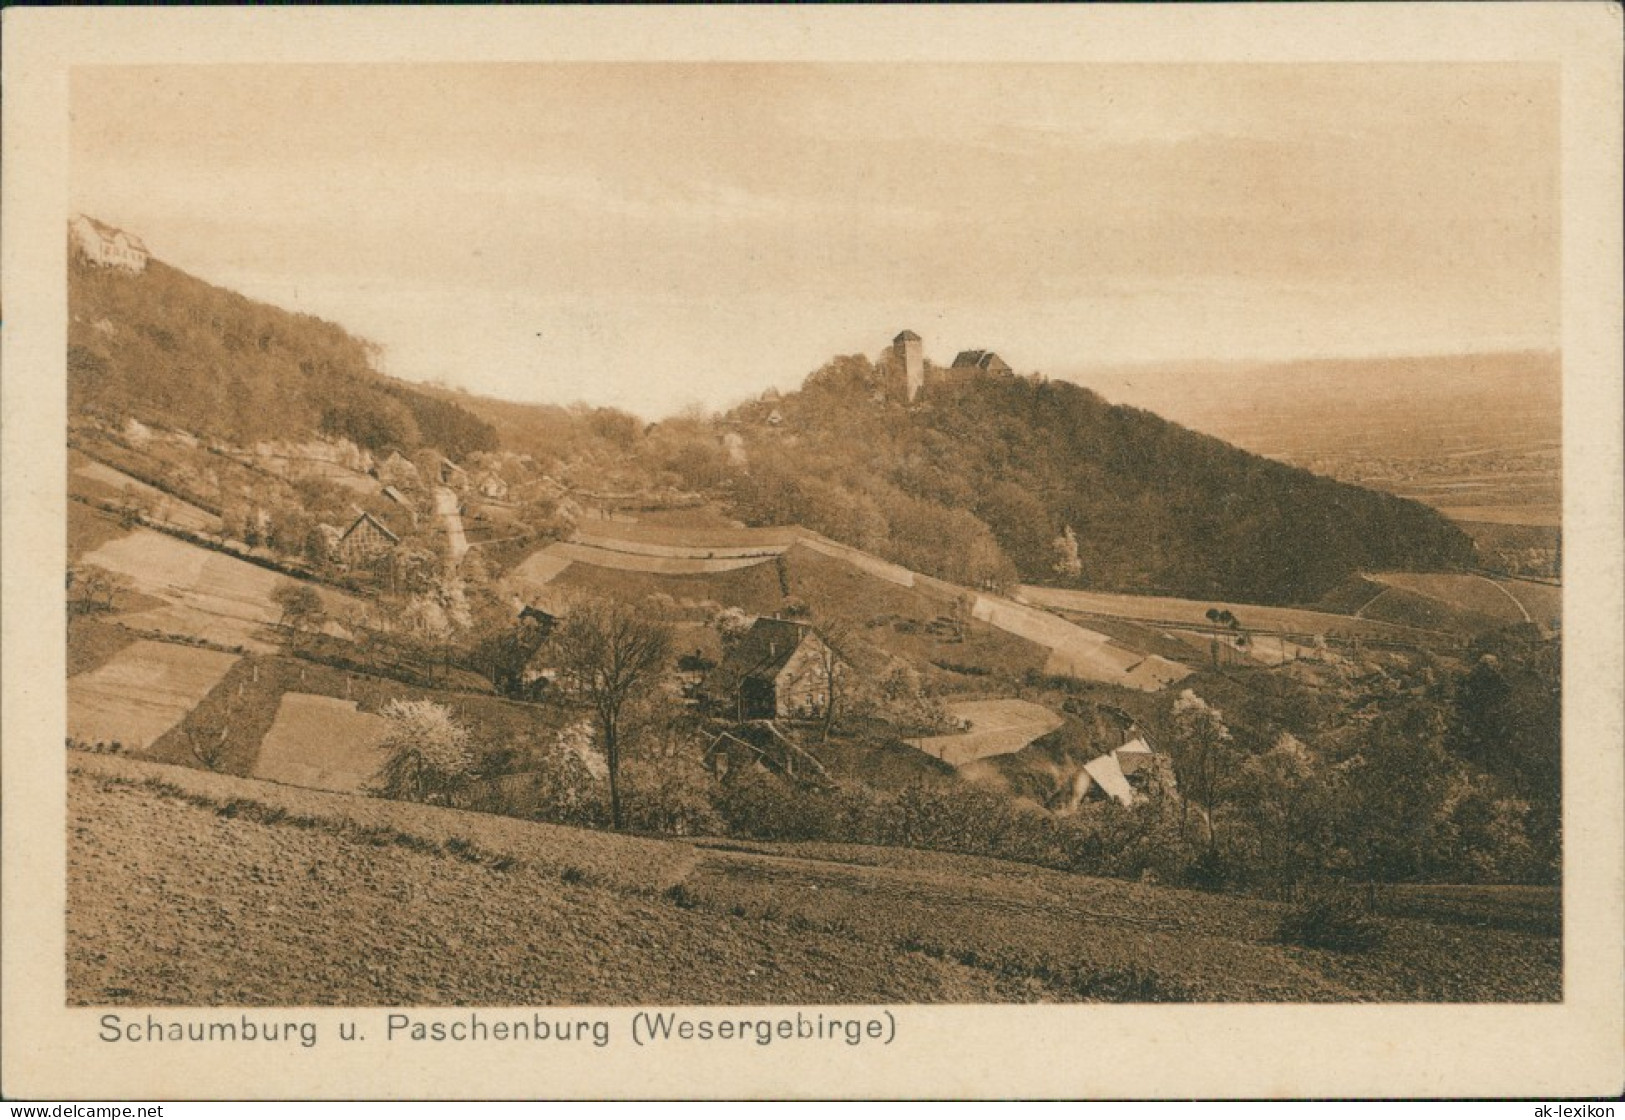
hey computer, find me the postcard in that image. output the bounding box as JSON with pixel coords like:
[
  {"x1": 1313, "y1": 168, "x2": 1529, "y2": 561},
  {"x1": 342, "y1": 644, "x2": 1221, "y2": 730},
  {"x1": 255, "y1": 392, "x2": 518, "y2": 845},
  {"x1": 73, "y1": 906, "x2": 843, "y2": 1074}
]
[{"x1": 3, "y1": 4, "x2": 1621, "y2": 1101}]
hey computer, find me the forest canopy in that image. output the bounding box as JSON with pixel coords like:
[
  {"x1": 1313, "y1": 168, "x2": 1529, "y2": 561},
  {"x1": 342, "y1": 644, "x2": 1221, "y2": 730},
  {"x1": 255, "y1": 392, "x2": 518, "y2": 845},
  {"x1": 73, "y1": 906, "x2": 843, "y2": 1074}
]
[
  {"x1": 709, "y1": 355, "x2": 1477, "y2": 605},
  {"x1": 68, "y1": 257, "x2": 497, "y2": 458}
]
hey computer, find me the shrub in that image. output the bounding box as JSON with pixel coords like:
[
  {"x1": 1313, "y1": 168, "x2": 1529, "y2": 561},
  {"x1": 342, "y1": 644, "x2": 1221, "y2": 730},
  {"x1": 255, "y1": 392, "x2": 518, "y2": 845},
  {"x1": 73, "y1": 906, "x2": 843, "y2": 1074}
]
[
  {"x1": 1276, "y1": 891, "x2": 1387, "y2": 953},
  {"x1": 715, "y1": 770, "x2": 843, "y2": 842},
  {"x1": 621, "y1": 759, "x2": 722, "y2": 837},
  {"x1": 368, "y1": 699, "x2": 474, "y2": 803}
]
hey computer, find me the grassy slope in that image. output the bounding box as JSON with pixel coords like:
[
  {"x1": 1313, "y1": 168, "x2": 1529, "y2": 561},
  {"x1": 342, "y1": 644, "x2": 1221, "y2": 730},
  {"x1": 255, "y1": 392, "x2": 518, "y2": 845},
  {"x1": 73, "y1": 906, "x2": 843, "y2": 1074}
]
[
  {"x1": 68, "y1": 502, "x2": 133, "y2": 564},
  {"x1": 69, "y1": 754, "x2": 1561, "y2": 1005}
]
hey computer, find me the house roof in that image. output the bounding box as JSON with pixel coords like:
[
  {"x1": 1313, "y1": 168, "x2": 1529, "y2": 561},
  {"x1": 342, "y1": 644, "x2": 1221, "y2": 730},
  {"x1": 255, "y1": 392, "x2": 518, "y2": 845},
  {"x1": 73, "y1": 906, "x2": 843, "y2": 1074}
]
[
  {"x1": 705, "y1": 618, "x2": 821, "y2": 699},
  {"x1": 340, "y1": 510, "x2": 400, "y2": 544},
  {"x1": 74, "y1": 215, "x2": 148, "y2": 254},
  {"x1": 952, "y1": 350, "x2": 1010, "y2": 372},
  {"x1": 1082, "y1": 752, "x2": 1136, "y2": 806},
  {"x1": 894, "y1": 330, "x2": 921, "y2": 343}
]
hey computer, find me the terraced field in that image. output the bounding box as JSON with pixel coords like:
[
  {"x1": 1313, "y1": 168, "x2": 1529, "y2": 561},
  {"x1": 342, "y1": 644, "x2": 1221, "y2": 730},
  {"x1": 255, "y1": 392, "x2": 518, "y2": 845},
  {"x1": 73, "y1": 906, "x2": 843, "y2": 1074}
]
[
  {"x1": 251, "y1": 693, "x2": 392, "y2": 793},
  {"x1": 508, "y1": 526, "x2": 1189, "y2": 691},
  {"x1": 907, "y1": 700, "x2": 1065, "y2": 767},
  {"x1": 68, "y1": 640, "x2": 239, "y2": 750},
  {"x1": 1018, "y1": 585, "x2": 1430, "y2": 642},
  {"x1": 1365, "y1": 572, "x2": 1560, "y2": 632},
  {"x1": 77, "y1": 530, "x2": 359, "y2": 651},
  {"x1": 69, "y1": 449, "x2": 222, "y2": 534}
]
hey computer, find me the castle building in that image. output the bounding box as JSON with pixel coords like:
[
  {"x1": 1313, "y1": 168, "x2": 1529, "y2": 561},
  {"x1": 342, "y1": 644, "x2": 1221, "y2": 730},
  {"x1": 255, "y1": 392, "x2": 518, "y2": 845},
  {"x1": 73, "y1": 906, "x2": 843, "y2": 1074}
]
[
  {"x1": 950, "y1": 350, "x2": 1013, "y2": 377},
  {"x1": 889, "y1": 332, "x2": 1015, "y2": 401},
  {"x1": 893, "y1": 330, "x2": 924, "y2": 403}
]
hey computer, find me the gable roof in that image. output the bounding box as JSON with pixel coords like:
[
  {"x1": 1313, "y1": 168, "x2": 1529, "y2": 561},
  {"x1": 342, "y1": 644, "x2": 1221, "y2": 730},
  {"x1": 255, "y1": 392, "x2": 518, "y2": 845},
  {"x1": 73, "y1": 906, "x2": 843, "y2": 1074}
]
[
  {"x1": 74, "y1": 215, "x2": 148, "y2": 254},
  {"x1": 705, "y1": 618, "x2": 820, "y2": 698},
  {"x1": 1082, "y1": 752, "x2": 1136, "y2": 806},
  {"x1": 952, "y1": 350, "x2": 1010, "y2": 372},
  {"x1": 894, "y1": 330, "x2": 921, "y2": 343},
  {"x1": 1113, "y1": 737, "x2": 1155, "y2": 776},
  {"x1": 339, "y1": 510, "x2": 400, "y2": 544}
]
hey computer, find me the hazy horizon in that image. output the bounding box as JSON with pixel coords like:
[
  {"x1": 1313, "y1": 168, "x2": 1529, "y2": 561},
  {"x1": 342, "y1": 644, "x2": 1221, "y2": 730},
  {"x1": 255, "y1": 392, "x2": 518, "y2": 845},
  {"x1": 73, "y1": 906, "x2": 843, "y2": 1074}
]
[{"x1": 72, "y1": 62, "x2": 1559, "y2": 419}]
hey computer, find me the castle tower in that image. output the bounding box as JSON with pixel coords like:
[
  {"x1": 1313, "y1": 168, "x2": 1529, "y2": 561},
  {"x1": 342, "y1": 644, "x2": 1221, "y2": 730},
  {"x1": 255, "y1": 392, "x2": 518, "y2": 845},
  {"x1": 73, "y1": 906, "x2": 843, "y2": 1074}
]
[{"x1": 893, "y1": 330, "x2": 924, "y2": 402}]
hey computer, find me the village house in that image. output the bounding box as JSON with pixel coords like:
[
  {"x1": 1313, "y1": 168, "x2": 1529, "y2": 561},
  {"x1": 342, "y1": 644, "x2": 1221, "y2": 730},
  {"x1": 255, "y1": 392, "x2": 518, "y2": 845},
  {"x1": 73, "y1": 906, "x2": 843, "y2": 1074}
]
[
  {"x1": 702, "y1": 618, "x2": 842, "y2": 722},
  {"x1": 433, "y1": 455, "x2": 471, "y2": 490},
  {"x1": 475, "y1": 472, "x2": 510, "y2": 501},
  {"x1": 374, "y1": 451, "x2": 421, "y2": 490},
  {"x1": 1068, "y1": 737, "x2": 1163, "y2": 809},
  {"x1": 70, "y1": 215, "x2": 150, "y2": 272},
  {"x1": 335, "y1": 511, "x2": 400, "y2": 565}
]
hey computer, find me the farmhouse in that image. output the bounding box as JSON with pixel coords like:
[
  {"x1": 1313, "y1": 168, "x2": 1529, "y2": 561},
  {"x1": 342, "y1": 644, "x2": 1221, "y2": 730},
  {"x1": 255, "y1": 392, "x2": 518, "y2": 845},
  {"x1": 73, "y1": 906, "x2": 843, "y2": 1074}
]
[
  {"x1": 336, "y1": 511, "x2": 400, "y2": 565},
  {"x1": 703, "y1": 618, "x2": 841, "y2": 721},
  {"x1": 1076, "y1": 751, "x2": 1137, "y2": 807},
  {"x1": 518, "y1": 604, "x2": 559, "y2": 638},
  {"x1": 71, "y1": 215, "x2": 149, "y2": 272}
]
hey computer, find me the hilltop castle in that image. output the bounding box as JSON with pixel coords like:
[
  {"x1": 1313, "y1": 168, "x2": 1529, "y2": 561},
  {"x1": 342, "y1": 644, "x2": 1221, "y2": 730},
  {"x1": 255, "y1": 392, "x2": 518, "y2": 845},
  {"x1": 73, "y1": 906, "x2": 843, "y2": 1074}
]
[{"x1": 891, "y1": 330, "x2": 1011, "y2": 402}]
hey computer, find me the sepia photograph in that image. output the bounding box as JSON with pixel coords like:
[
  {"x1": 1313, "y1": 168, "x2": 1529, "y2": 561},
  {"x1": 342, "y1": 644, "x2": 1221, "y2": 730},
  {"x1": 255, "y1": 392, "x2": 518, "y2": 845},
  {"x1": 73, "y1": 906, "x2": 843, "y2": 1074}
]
[{"x1": 4, "y1": 4, "x2": 1621, "y2": 1102}]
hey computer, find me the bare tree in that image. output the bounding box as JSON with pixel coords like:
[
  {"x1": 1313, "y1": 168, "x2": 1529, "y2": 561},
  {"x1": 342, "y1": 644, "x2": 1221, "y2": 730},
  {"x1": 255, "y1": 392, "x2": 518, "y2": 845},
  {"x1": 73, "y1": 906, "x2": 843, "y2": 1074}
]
[
  {"x1": 813, "y1": 619, "x2": 855, "y2": 742},
  {"x1": 68, "y1": 564, "x2": 131, "y2": 615},
  {"x1": 549, "y1": 598, "x2": 673, "y2": 830}
]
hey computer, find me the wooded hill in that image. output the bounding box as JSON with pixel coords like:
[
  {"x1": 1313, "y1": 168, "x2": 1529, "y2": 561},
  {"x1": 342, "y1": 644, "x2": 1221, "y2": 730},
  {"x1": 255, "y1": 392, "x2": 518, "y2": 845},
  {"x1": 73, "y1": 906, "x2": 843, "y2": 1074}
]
[
  {"x1": 721, "y1": 356, "x2": 1478, "y2": 605},
  {"x1": 66, "y1": 248, "x2": 1477, "y2": 606},
  {"x1": 68, "y1": 256, "x2": 497, "y2": 459}
]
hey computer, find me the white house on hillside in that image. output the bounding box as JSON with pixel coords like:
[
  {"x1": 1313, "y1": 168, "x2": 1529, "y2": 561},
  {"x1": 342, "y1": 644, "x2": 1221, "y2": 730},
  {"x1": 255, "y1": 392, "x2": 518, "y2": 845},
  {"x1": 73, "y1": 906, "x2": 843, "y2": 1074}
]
[{"x1": 70, "y1": 215, "x2": 149, "y2": 273}]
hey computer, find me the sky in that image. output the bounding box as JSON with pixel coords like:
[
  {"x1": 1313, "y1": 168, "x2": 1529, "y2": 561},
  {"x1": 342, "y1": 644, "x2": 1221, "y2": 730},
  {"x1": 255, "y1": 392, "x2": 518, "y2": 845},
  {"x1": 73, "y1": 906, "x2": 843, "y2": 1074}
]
[{"x1": 71, "y1": 63, "x2": 1559, "y2": 420}]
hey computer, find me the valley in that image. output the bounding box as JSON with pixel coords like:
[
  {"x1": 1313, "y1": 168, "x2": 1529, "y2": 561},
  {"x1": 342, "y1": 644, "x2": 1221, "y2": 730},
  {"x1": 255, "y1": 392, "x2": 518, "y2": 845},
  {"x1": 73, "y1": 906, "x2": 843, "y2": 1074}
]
[{"x1": 60, "y1": 241, "x2": 1565, "y2": 1008}]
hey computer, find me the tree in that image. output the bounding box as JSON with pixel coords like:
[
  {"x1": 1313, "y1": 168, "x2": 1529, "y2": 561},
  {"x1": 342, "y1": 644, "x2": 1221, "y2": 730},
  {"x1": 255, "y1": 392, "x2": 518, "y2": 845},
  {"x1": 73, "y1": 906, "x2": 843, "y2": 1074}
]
[
  {"x1": 812, "y1": 621, "x2": 855, "y2": 742},
  {"x1": 1342, "y1": 700, "x2": 1454, "y2": 882},
  {"x1": 1234, "y1": 733, "x2": 1341, "y2": 896},
  {"x1": 369, "y1": 699, "x2": 473, "y2": 802},
  {"x1": 1165, "y1": 689, "x2": 1242, "y2": 855},
  {"x1": 548, "y1": 598, "x2": 674, "y2": 830},
  {"x1": 270, "y1": 580, "x2": 325, "y2": 643},
  {"x1": 68, "y1": 564, "x2": 131, "y2": 615},
  {"x1": 1052, "y1": 525, "x2": 1084, "y2": 579}
]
